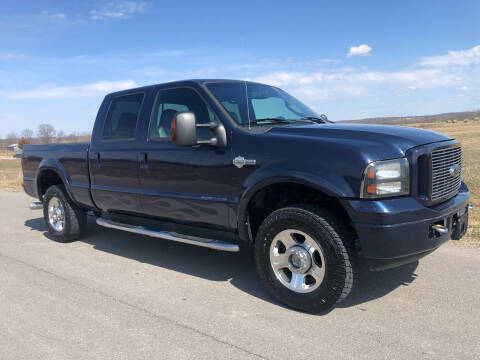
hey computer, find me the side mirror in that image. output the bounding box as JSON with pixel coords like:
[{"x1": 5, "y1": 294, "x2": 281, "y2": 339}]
[
  {"x1": 171, "y1": 111, "x2": 227, "y2": 147},
  {"x1": 170, "y1": 112, "x2": 197, "y2": 146}
]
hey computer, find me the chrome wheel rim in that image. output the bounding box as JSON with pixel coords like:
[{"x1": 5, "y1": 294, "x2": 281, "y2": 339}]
[
  {"x1": 269, "y1": 229, "x2": 326, "y2": 293},
  {"x1": 48, "y1": 197, "x2": 65, "y2": 233}
]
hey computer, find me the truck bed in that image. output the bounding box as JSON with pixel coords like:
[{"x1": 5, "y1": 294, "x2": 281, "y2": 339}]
[{"x1": 22, "y1": 142, "x2": 93, "y2": 208}]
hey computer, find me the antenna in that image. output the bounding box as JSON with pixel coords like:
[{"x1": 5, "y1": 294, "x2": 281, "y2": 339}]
[{"x1": 245, "y1": 81, "x2": 251, "y2": 130}]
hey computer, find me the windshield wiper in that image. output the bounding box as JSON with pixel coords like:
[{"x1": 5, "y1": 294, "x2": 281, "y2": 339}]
[
  {"x1": 299, "y1": 116, "x2": 329, "y2": 124},
  {"x1": 248, "y1": 118, "x2": 291, "y2": 125}
]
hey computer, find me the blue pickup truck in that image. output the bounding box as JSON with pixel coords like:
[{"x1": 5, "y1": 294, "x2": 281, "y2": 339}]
[{"x1": 22, "y1": 79, "x2": 471, "y2": 312}]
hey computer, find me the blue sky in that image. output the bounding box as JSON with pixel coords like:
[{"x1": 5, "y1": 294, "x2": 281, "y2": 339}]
[{"x1": 1, "y1": 0, "x2": 479, "y2": 136}]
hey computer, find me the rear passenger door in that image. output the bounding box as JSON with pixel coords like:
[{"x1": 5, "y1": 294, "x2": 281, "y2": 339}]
[{"x1": 89, "y1": 92, "x2": 146, "y2": 213}]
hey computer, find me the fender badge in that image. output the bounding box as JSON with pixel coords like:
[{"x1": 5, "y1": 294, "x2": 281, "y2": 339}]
[{"x1": 233, "y1": 156, "x2": 256, "y2": 169}]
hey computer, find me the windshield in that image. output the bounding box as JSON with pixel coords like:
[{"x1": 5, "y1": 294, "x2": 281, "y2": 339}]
[{"x1": 206, "y1": 82, "x2": 320, "y2": 126}]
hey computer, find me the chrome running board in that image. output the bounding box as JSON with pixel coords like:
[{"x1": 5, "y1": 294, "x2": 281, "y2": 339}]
[
  {"x1": 30, "y1": 202, "x2": 43, "y2": 210},
  {"x1": 96, "y1": 218, "x2": 239, "y2": 252}
]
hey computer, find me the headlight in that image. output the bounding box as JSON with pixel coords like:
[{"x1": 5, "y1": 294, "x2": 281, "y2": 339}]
[{"x1": 360, "y1": 158, "x2": 410, "y2": 198}]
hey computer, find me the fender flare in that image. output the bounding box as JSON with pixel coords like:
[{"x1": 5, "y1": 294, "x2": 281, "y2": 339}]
[
  {"x1": 236, "y1": 171, "x2": 353, "y2": 242},
  {"x1": 36, "y1": 158, "x2": 78, "y2": 205}
]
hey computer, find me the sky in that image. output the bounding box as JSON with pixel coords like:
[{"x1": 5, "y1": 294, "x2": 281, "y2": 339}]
[{"x1": 1, "y1": 0, "x2": 479, "y2": 136}]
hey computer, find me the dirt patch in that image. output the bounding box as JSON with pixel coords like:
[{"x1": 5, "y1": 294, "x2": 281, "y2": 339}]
[{"x1": 0, "y1": 159, "x2": 23, "y2": 192}]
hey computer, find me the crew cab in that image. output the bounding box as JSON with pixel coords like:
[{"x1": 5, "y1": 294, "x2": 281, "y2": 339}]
[{"x1": 22, "y1": 79, "x2": 471, "y2": 313}]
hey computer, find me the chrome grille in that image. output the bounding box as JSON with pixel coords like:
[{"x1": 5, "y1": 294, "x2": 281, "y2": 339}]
[{"x1": 431, "y1": 146, "x2": 462, "y2": 201}]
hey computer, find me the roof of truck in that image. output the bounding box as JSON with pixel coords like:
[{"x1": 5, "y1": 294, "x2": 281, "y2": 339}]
[{"x1": 107, "y1": 79, "x2": 264, "y2": 97}]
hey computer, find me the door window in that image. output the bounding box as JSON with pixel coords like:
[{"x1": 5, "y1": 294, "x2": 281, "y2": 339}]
[
  {"x1": 149, "y1": 88, "x2": 215, "y2": 140},
  {"x1": 102, "y1": 93, "x2": 144, "y2": 140}
]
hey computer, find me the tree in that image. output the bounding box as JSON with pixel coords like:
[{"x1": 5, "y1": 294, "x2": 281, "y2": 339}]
[
  {"x1": 6, "y1": 132, "x2": 18, "y2": 143},
  {"x1": 21, "y1": 128, "x2": 34, "y2": 140},
  {"x1": 18, "y1": 137, "x2": 31, "y2": 149},
  {"x1": 56, "y1": 129, "x2": 65, "y2": 142},
  {"x1": 37, "y1": 124, "x2": 56, "y2": 143}
]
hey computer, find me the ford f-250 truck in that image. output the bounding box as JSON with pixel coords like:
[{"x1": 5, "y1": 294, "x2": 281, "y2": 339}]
[{"x1": 22, "y1": 79, "x2": 471, "y2": 313}]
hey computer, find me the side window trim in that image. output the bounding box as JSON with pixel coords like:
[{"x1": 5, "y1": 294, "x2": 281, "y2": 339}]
[
  {"x1": 147, "y1": 86, "x2": 218, "y2": 143},
  {"x1": 101, "y1": 92, "x2": 146, "y2": 142}
]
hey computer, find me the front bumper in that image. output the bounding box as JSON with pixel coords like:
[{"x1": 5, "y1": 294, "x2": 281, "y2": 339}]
[{"x1": 341, "y1": 182, "x2": 470, "y2": 271}]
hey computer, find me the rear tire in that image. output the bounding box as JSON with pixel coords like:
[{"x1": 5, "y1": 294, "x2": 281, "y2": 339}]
[
  {"x1": 255, "y1": 204, "x2": 357, "y2": 313},
  {"x1": 43, "y1": 185, "x2": 87, "y2": 242}
]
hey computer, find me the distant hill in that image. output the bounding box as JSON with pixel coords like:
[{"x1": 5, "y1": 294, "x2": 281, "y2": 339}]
[
  {"x1": 0, "y1": 135, "x2": 91, "y2": 150},
  {"x1": 339, "y1": 110, "x2": 480, "y2": 125}
]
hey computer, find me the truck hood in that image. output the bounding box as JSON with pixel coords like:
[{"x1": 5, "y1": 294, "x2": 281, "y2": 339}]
[{"x1": 268, "y1": 123, "x2": 453, "y2": 154}]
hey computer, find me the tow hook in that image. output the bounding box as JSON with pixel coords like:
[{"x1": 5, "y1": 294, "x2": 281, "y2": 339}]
[{"x1": 431, "y1": 223, "x2": 449, "y2": 235}]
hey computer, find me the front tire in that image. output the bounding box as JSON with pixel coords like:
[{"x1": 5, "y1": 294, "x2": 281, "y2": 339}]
[
  {"x1": 43, "y1": 185, "x2": 87, "y2": 242},
  {"x1": 255, "y1": 205, "x2": 356, "y2": 313}
]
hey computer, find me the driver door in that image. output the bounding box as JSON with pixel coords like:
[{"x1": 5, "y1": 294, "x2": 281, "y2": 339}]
[{"x1": 138, "y1": 86, "x2": 236, "y2": 229}]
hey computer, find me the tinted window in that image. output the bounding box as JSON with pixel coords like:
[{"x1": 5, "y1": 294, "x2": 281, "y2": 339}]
[
  {"x1": 102, "y1": 93, "x2": 144, "y2": 140},
  {"x1": 149, "y1": 87, "x2": 215, "y2": 140},
  {"x1": 206, "y1": 83, "x2": 249, "y2": 125},
  {"x1": 220, "y1": 100, "x2": 242, "y2": 124}
]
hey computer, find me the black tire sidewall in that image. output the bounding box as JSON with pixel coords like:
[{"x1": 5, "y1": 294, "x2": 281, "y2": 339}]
[
  {"x1": 255, "y1": 206, "x2": 351, "y2": 312},
  {"x1": 43, "y1": 185, "x2": 80, "y2": 242}
]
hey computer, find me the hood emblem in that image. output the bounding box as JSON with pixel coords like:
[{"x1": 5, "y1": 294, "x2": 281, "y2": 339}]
[
  {"x1": 448, "y1": 164, "x2": 460, "y2": 177},
  {"x1": 233, "y1": 156, "x2": 256, "y2": 169}
]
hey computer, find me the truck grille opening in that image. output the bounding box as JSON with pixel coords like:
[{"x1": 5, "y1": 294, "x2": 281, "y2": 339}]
[
  {"x1": 431, "y1": 146, "x2": 462, "y2": 202},
  {"x1": 417, "y1": 154, "x2": 428, "y2": 197}
]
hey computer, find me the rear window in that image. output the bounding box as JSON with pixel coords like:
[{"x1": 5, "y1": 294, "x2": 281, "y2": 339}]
[{"x1": 102, "y1": 93, "x2": 144, "y2": 140}]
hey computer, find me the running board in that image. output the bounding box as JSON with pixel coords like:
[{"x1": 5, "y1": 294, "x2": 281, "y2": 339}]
[
  {"x1": 96, "y1": 218, "x2": 239, "y2": 252},
  {"x1": 30, "y1": 202, "x2": 43, "y2": 210}
]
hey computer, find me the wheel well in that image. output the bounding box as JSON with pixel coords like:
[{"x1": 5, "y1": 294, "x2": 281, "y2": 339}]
[
  {"x1": 246, "y1": 182, "x2": 358, "y2": 244},
  {"x1": 38, "y1": 170, "x2": 63, "y2": 199}
]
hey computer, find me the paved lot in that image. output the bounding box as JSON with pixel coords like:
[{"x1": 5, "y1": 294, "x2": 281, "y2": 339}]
[{"x1": 1, "y1": 191, "x2": 479, "y2": 359}]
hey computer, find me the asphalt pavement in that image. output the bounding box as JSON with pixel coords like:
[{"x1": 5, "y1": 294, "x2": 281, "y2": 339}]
[{"x1": 1, "y1": 191, "x2": 479, "y2": 359}]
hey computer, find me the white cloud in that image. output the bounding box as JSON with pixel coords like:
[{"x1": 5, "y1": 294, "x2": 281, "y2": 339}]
[
  {"x1": 420, "y1": 45, "x2": 480, "y2": 67},
  {"x1": 91, "y1": 1, "x2": 150, "y2": 20},
  {"x1": 350, "y1": 68, "x2": 463, "y2": 87},
  {"x1": 40, "y1": 11, "x2": 67, "y2": 21},
  {"x1": 255, "y1": 67, "x2": 461, "y2": 94},
  {"x1": 0, "y1": 53, "x2": 27, "y2": 59},
  {"x1": 252, "y1": 48, "x2": 478, "y2": 101},
  {"x1": 347, "y1": 44, "x2": 372, "y2": 57},
  {"x1": 2, "y1": 80, "x2": 137, "y2": 99},
  {"x1": 49, "y1": 13, "x2": 67, "y2": 21},
  {"x1": 248, "y1": 45, "x2": 480, "y2": 102}
]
